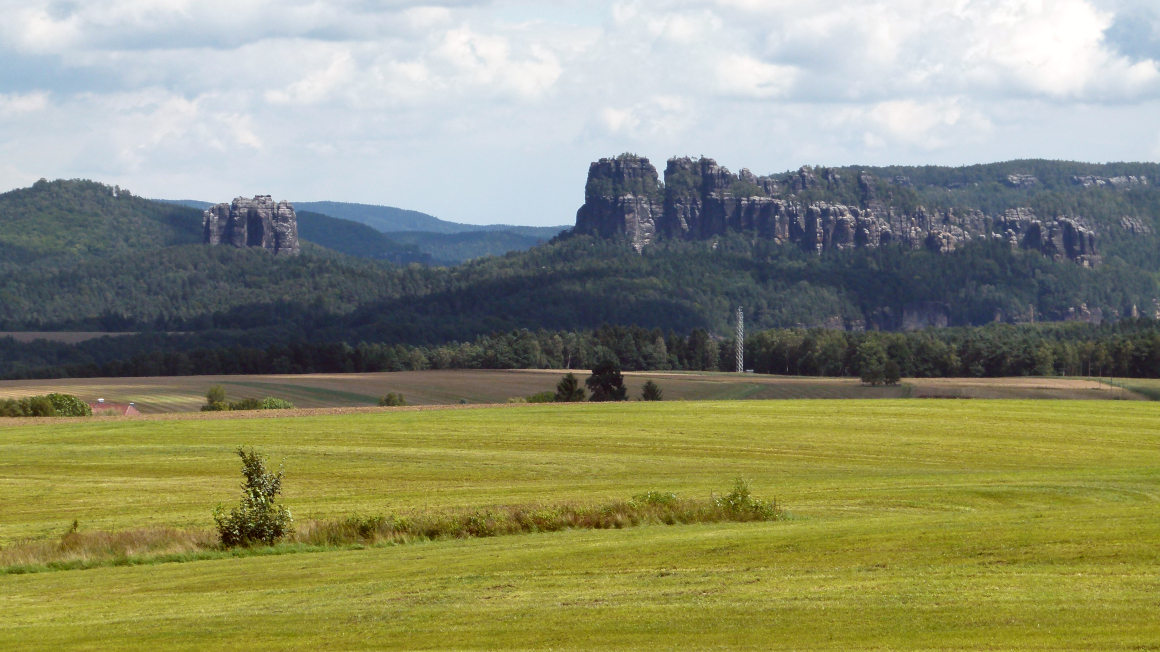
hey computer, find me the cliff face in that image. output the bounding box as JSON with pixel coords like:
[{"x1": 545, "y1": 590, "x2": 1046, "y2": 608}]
[
  {"x1": 203, "y1": 196, "x2": 299, "y2": 256},
  {"x1": 573, "y1": 156, "x2": 661, "y2": 252},
  {"x1": 573, "y1": 155, "x2": 1101, "y2": 266}
]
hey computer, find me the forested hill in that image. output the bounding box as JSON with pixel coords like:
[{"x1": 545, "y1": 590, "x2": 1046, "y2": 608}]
[
  {"x1": 1, "y1": 164, "x2": 1159, "y2": 352},
  {"x1": 293, "y1": 200, "x2": 567, "y2": 238},
  {"x1": 0, "y1": 179, "x2": 203, "y2": 265}
]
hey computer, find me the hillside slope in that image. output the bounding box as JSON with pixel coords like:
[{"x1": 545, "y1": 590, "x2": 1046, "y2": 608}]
[
  {"x1": 296, "y1": 211, "x2": 431, "y2": 264},
  {"x1": 385, "y1": 230, "x2": 550, "y2": 264},
  {"x1": 0, "y1": 180, "x2": 203, "y2": 265},
  {"x1": 296, "y1": 200, "x2": 567, "y2": 238}
]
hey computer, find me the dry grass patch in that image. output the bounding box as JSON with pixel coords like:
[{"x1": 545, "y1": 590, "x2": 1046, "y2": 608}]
[
  {"x1": 1, "y1": 484, "x2": 783, "y2": 574},
  {"x1": 0, "y1": 525, "x2": 218, "y2": 571}
]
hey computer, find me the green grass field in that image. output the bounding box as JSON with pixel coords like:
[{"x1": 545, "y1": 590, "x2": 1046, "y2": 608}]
[{"x1": 2, "y1": 400, "x2": 1159, "y2": 649}]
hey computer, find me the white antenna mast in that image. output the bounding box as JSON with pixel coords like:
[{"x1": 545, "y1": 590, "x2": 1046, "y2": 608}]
[{"x1": 736, "y1": 306, "x2": 744, "y2": 373}]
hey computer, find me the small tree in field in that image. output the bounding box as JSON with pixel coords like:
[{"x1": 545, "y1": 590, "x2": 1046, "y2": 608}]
[
  {"x1": 554, "y1": 373, "x2": 586, "y2": 402},
  {"x1": 213, "y1": 447, "x2": 293, "y2": 547},
  {"x1": 202, "y1": 385, "x2": 228, "y2": 411},
  {"x1": 640, "y1": 380, "x2": 663, "y2": 401},
  {"x1": 379, "y1": 393, "x2": 406, "y2": 407},
  {"x1": 883, "y1": 360, "x2": 902, "y2": 386},
  {"x1": 860, "y1": 365, "x2": 885, "y2": 386},
  {"x1": 586, "y1": 361, "x2": 627, "y2": 402}
]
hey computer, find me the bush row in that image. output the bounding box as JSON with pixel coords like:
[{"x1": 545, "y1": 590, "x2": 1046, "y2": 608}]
[
  {"x1": 0, "y1": 393, "x2": 91, "y2": 417},
  {"x1": 200, "y1": 386, "x2": 295, "y2": 412}
]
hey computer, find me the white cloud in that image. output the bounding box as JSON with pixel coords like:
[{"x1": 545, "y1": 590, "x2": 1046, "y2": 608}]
[
  {"x1": 865, "y1": 99, "x2": 982, "y2": 149},
  {"x1": 959, "y1": 0, "x2": 1160, "y2": 99},
  {"x1": 0, "y1": 91, "x2": 49, "y2": 115},
  {"x1": 0, "y1": 0, "x2": 1158, "y2": 225},
  {"x1": 597, "y1": 96, "x2": 694, "y2": 139},
  {"x1": 434, "y1": 28, "x2": 562, "y2": 98},
  {"x1": 266, "y1": 52, "x2": 356, "y2": 105},
  {"x1": 715, "y1": 55, "x2": 796, "y2": 98}
]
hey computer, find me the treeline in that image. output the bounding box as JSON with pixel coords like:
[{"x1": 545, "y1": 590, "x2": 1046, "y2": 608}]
[{"x1": 6, "y1": 321, "x2": 1160, "y2": 381}]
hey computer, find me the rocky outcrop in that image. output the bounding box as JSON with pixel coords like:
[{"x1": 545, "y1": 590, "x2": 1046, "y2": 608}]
[
  {"x1": 994, "y1": 209, "x2": 1098, "y2": 267},
  {"x1": 1006, "y1": 174, "x2": 1038, "y2": 188},
  {"x1": 1073, "y1": 175, "x2": 1148, "y2": 189},
  {"x1": 203, "y1": 196, "x2": 299, "y2": 256},
  {"x1": 573, "y1": 155, "x2": 1101, "y2": 265},
  {"x1": 1120, "y1": 216, "x2": 1152, "y2": 235},
  {"x1": 573, "y1": 156, "x2": 661, "y2": 252}
]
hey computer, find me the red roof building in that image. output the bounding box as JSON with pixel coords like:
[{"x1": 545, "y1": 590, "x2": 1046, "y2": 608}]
[{"x1": 88, "y1": 400, "x2": 141, "y2": 416}]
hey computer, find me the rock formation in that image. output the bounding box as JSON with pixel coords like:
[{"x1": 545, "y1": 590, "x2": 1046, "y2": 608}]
[
  {"x1": 1073, "y1": 175, "x2": 1148, "y2": 189},
  {"x1": 573, "y1": 156, "x2": 661, "y2": 252},
  {"x1": 203, "y1": 196, "x2": 300, "y2": 256},
  {"x1": 1005, "y1": 174, "x2": 1038, "y2": 188},
  {"x1": 573, "y1": 155, "x2": 1100, "y2": 266}
]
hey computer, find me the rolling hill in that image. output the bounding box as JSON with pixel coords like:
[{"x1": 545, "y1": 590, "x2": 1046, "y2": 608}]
[
  {"x1": 1, "y1": 180, "x2": 203, "y2": 265},
  {"x1": 293, "y1": 200, "x2": 567, "y2": 238},
  {"x1": 1, "y1": 159, "x2": 1158, "y2": 358}
]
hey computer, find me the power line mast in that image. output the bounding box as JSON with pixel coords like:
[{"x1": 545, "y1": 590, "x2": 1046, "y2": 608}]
[{"x1": 736, "y1": 305, "x2": 744, "y2": 373}]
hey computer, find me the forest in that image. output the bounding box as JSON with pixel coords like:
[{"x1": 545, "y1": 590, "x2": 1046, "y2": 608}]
[{"x1": 4, "y1": 320, "x2": 1159, "y2": 380}]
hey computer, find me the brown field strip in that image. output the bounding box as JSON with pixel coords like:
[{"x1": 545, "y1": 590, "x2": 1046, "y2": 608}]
[{"x1": 0, "y1": 370, "x2": 1145, "y2": 413}]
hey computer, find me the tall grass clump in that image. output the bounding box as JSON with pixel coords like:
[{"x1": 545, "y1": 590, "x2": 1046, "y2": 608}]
[
  {"x1": 2, "y1": 483, "x2": 783, "y2": 573},
  {"x1": 297, "y1": 483, "x2": 784, "y2": 546},
  {"x1": 0, "y1": 523, "x2": 217, "y2": 572}
]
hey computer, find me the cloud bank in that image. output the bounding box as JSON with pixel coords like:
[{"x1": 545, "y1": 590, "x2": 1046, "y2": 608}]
[{"x1": 1, "y1": 0, "x2": 1158, "y2": 224}]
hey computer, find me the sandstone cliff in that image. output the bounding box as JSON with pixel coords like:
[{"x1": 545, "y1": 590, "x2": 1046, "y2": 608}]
[
  {"x1": 573, "y1": 155, "x2": 1100, "y2": 266},
  {"x1": 573, "y1": 155, "x2": 662, "y2": 252},
  {"x1": 203, "y1": 196, "x2": 299, "y2": 256}
]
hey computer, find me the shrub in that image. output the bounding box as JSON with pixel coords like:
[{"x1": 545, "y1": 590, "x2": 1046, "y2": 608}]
[
  {"x1": 206, "y1": 385, "x2": 226, "y2": 403},
  {"x1": 714, "y1": 478, "x2": 781, "y2": 520},
  {"x1": 212, "y1": 447, "x2": 293, "y2": 547},
  {"x1": 0, "y1": 396, "x2": 58, "y2": 417},
  {"x1": 507, "y1": 397, "x2": 527, "y2": 403},
  {"x1": 228, "y1": 397, "x2": 263, "y2": 411},
  {"x1": 526, "y1": 391, "x2": 556, "y2": 403},
  {"x1": 202, "y1": 386, "x2": 228, "y2": 412},
  {"x1": 260, "y1": 397, "x2": 295, "y2": 410},
  {"x1": 0, "y1": 398, "x2": 20, "y2": 417},
  {"x1": 640, "y1": 380, "x2": 663, "y2": 401},
  {"x1": 631, "y1": 490, "x2": 678, "y2": 506},
  {"x1": 586, "y1": 361, "x2": 627, "y2": 402},
  {"x1": 379, "y1": 392, "x2": 406, "y2": 407},
  {"x1": 26, "y1": 396, "x2": 56, "y2": 417},
  {"x1": 93, "y1": 408, "x2": 123, "y2": 417},
  {"x1": 47, "y1": 393, "x2": 92, "y2": 417},
  {"x1": 554, "y1": 373, "x2": 586, "y2": 402}
]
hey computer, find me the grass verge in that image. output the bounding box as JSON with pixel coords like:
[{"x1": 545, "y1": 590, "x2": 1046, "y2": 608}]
[{"x1": 1, "y1": 487, "x2": 783, "y2": 575}]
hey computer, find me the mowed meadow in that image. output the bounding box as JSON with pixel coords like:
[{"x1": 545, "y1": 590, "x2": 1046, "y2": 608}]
[{"x1": 2, "y1": 400, "x2": 1159, "y2": 650}]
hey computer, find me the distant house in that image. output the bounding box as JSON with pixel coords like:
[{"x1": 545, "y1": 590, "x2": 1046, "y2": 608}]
[{"x1": 87, "y1": 399, "x2": 140, "y2": 416}]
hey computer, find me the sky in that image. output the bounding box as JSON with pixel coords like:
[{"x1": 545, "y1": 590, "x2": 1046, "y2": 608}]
[{"x1": 1, "y1": 0, "x2": 1159, "y2": 226}]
